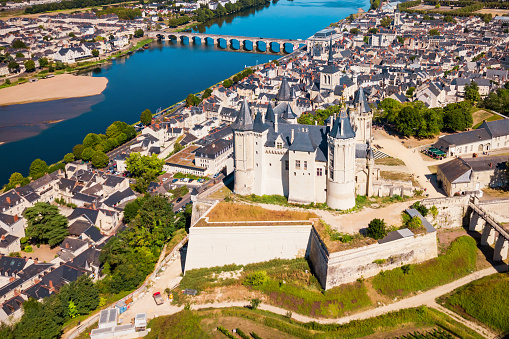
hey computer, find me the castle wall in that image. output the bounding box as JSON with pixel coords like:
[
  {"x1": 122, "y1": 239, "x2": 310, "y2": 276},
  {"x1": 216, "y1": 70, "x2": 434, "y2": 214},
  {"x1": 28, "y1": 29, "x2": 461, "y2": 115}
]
[
  {"x1": 307, "y1": 227, "x2": 329, "y2": 288},
  {"x1": 288, "y1": 150, "x2": 319, "y2": 204},
  {"x1": 479, "y1": 199, "x2": 509, "y2": 223},
  {"x1": 324, "y1": 232, "x2": 438, "y2": 289},
  {"x1": 420, "y1": 196, "x2": 470, "y2": 228},
  {"x1": 184, "y1": 224, "x2": 312, "y2": 272}
]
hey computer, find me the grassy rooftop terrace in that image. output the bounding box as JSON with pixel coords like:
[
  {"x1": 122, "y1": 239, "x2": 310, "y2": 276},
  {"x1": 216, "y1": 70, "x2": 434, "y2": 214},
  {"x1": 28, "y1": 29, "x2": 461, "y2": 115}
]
[{"x1": 194, "y1": 202, "x2": 318, "y2": 227}]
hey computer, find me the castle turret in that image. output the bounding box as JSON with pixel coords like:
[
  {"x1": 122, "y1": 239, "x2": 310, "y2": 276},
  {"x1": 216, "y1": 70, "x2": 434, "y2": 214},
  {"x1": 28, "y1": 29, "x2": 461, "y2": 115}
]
[
  {"x1": 351, "y1": 88, "x2": 373, "y2": 143},
  {"x1": 326, "y1": 107, "x2": 356, "y2": 210},
  {"x1": 276, "y1": 77, "x2": 291, "y2": 104},
  {"x1": 232, "y1": 98, "x2": 255, "y2": 195}
]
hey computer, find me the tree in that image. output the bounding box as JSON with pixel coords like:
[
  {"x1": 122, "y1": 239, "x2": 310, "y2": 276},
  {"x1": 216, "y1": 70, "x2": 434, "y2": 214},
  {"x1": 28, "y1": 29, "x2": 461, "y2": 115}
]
[
  {"x1": 185, "y1": 93, "x2": 201, "y2": 107},
  {"x1": 396, "y1": 104, "x2": 422, "y2": 137},
  {"x1": 363, "y1": 35, "x2": 369, "y2": 44},
  {"x1": 83, "y1": 133, "x2": 101, "y2": 149},
  {"x1": 443, "y1": 101, "x2": 473, "y2": 131},
  {"x1": 368, "y1": 27, "x2": 378, "y2": 34},
  {"x1": 411, "y1": 201, "x2": 429, "y2": 217},
  {"x1": 429, "y1": 29, "x2": 440, "y2": 36},
  {"x1": 380, "y1": 16, "x2": 392, "y2": 28},
  {"x1": 406, "y1": 87, "x2": 415, "y2": 97},
  {"x1": 482, "y1": 13, "x2": 492, "y2": 24},
  {"x1": 140, "y1": 109, "x2": 152, "y2": 126},
  {"x1": 63, "y1": 153, "x2": 75, "y2": 163},
  {"x1": 397, "y1": 36, "x2": 404, "y2": 44},
  {"x1": 91, "y1": 151, "x2": 109, "y2": 168},
  {"x1": 464, "y1": 81, "x2": 481, "y2": 103},
  {"x1": 24, "y1": 59, "x2": 36, "y2": 72},
  {"x1": 8, "y1": 61, "x2": 19, "y2": 71},
  {"x1": 222, "y1": 79, "x2": 232, "y2": 88},
  {"x1": 73, "y1": 144, "x2": 85, "y2": 159},
  {"x1": 68, "y1": 301, "x2": 78, "y2": 318},
  {"x1": 202, "y1": 88, "x2": 212, "y2": 99},
  {"x1": 134, "y1": 28, "x2": 144, "y2": 38},
  {"x1": 123, "y1": 199, "x2": 142, "y2": 223},
  {"x1": 29, "y1": 159, "x2": 48, "y2": 179},
  {"x1": 367, "y1": 218, "x2": 387, "y2": 240},
  {"x1": 92, "y1": 49, "x2": 99, "y2": 57},
  {"x1": 16, "y1": 52, "x2": 25, "y2": 58},
  {"x1": 5, "y1": 172, "x2": 29, "y2": 191},
  {"x1": 81, "y1": 147, "x2": 95, "y2": 162},
  {"x1": 69, "y1": 32, "x2": 76, "y2": 38},
  {"x1": 23, "y1": 203, "x2": 69, "y2": 247},
  {"x1": 250, "y1": 298, "x2": 261, "y2": 310},
  {"x1": 11, "y1": 40, "x2": 27, "y2": 49},
  {"x1": 126, "y1": 153, "x2": 164, "y2": 178},
  {"x1": 349, "y1": 28, "x2": 360, "y2": 35},
  {"x1": 39, "y1": 57, "x2": 48, "y2": 67}
]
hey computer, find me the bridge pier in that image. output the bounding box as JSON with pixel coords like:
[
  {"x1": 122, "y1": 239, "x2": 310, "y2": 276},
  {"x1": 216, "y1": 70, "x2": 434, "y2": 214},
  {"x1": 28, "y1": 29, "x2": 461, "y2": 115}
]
[
  {"x1": 494, "y1": 235, "x2": 509, "y2": 261},
  {"x1": 469, "y1": 211, "x2": 484, "y2": 232},
  {"x1": 481, "y1": 224, "x2": 496, "y2": 246}
]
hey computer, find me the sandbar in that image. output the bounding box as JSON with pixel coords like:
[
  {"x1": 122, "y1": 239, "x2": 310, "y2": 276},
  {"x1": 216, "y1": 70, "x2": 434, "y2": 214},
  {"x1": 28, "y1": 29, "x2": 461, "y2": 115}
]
[{"x1": 0, "y1": 74, "x2": 108, "y2": 106}]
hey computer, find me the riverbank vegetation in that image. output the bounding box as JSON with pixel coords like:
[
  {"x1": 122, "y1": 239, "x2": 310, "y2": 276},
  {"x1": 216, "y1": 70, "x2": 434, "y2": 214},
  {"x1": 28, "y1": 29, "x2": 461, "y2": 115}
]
[
  {"x1": 195, "y1": 0, "x2": 275, "y2": 23},
  {"x1": 24, "y1": 0, "x2": 134, "y2": 14},
  {"x1": 146, "y1": 306, "x2": 483, "y2": 339},
  {"x1": 438, "y1": 273, "x2": 509, "y2": 333}
]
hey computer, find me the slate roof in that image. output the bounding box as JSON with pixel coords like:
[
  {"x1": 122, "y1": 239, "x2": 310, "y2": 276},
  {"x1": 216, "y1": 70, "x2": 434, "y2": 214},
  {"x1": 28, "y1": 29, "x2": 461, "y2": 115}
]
[
  {"x1": 265, "y1": 103, "x2": 276, "y2": 123},
  {"x1": 68, "y1": 220, "x2": 92, "y2": 237},
  {"x1": 480, "y1": 119, "x2": 509, "y2": 138},
  {"x1": 434, "y1": 128, "x2": 491, "y2": 149},
  {"x1": 352, "y1": 88, "x2": 371, "y2": 113},
  {"x1": 330, "y1": 109, "x2": 355, "y2": 140},
  {"x1": 288, "y1": 128, "x2": 316, "y2": 153},
  {"x1": 102, "y1": 188, "x2": 135, "y2": 208},
  {"x1": 276, "y1": 77, "x2": 291, "y2": 101},
  {"x1": 437, "y1": 158, "x2": 472, "y2": 184},
  {"x1": 230, "y1": 98, "x2": 253, "y2": 131},
  {"x1": 84, "y1": 226, "x2": 104, "y2": 243}
]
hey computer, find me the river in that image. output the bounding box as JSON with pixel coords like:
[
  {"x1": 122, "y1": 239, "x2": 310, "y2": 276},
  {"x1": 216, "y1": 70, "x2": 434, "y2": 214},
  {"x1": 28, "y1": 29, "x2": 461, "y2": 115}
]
[{"x1": 0, "y1": 0, "x2": 368, "y2": 185}]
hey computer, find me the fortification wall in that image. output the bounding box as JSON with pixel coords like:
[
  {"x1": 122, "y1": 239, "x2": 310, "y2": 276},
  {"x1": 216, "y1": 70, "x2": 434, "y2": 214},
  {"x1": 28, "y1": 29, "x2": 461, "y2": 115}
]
[
  {"x1": 324, "y1": 232, "x2": 438, "y2": 289},
  {"x1": 184, "y1": 224, "x2": 312, "y2": 272},
  {"x1": 307, "y1": 227, "x2": 329, "y2": 288},
  {"x1": 421, "y1": 196, "x2": 470, "y2": 228}
]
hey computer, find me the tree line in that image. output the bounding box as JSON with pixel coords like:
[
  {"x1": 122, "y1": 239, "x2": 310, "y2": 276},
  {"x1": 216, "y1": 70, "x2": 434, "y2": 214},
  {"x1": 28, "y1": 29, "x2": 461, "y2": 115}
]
[
  {"x1": 25, "y1": 0, "x2": 130, "y2": 14},
  {"x1": 94, "y1": 6, "x2": 142, "y2": 20},
  {"x1": 378, "y1": 99, "x2": 473, "y2": 138},
  {"x1": 481, "y1": 82, "x2": 509, "y2": 116},
  {"x1": 194, "y1": 0, "x2": 271, "y2": 23}
]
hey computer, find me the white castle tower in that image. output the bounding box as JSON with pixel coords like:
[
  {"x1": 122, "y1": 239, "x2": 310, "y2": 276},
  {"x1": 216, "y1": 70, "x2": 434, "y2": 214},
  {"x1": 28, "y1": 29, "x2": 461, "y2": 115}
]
[
  {"x1": 350, "y1": 88, "x2": 373, "y2": 144},
  {"x1": 232, "y1": 98, "x2": 255, "y2": 195},
  {"x1": 326, "y1": 107, "x2": 356, "y2": 210}
]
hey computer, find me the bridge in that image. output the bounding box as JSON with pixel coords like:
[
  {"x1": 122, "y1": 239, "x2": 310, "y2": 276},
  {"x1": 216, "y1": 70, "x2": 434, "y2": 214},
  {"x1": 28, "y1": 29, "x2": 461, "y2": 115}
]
[
  {"x1": 147, "y1": 31, "x2": 305, "y2": 54},
  {"x1": 468, "y1": 197, "x2": 509, "y2": 262}
]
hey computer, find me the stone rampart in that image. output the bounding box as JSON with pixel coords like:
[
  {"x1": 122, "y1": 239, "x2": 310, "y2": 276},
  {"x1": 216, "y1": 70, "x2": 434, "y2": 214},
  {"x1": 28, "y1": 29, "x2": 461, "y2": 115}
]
[
  {"x1": 421, "y1": 196, "x2": 470, "y2": 228},
  {"x1": 479, "y1": 198, "x2": 509, "y2": 223}
]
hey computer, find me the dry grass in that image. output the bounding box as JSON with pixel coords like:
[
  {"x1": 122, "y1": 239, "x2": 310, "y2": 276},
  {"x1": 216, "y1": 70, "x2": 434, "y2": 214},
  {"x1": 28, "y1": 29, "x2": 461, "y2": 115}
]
[
  {"x1": 380, "y1": 171, "x2": 420, "y2": 187},
  {"x1": 207, "y1": 186, "x2": 232, "y2": 200},
  {"x1": 482, "y1": 187, "x2": 509, "y2": 199},
  {"x1": 472, "y1": 110, "x2": 496, "y2": 128},
  {"x1": 475, "y1": 8, "x2": 509, "y2": 16},
  {"x1": 410, "y1": 4, "x2": 459, "y2": 12},
  {"x1": 313, "y1": 220, "x2": 376, "y2": 253},
  {"x1": 206, "y1": 202, "x2": 318, "y2": 222},
  {"x1": 428, "y1": 165, "x2": 438, "y2": 175},
  {"x1": 375, "y1": 157, "x2": 406, "y2": 166}
]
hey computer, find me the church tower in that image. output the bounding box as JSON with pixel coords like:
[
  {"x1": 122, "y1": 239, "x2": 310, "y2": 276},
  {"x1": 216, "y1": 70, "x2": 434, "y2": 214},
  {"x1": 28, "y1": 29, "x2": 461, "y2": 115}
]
[
  {"x1": 350, "y1": 88, "x2": 373, "y2": 144},
  {"x1": 326, "y1": 107, "x2": 356, "y2": 210},
  {"x1": 232, "y1": 98, "x2": 255, "y2": 195}
]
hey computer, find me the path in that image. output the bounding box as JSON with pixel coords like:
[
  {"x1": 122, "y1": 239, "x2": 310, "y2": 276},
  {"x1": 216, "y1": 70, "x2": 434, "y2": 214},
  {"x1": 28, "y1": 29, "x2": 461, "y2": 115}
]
[
  {"x1": 373, "y1": 130, "x2": 445, "y2": 198},
  {"x1": 117, "y1": 257, "x2": 502, "y2": 338}
]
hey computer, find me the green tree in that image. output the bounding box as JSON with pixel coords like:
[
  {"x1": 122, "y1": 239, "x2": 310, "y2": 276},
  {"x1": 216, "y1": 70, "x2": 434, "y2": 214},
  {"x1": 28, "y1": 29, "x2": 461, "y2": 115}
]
[
  {"x1": 83, "y1": 133, "x2": 101, "y2": 149},
  {"x1": 464, "y1": 81, "x2": 481, "y2": 103},
  {"x1": 29, "y1": 159, "x2": 48, "y2": 179},
  {"x1": 363, "y1": 35, "x2": 369, "y2": 44},
  {"x1": 23, "y1": 203, "x2": 69, "y2": 247},
  {"x1": 397, "y1": 36, "x2": 404, "y2": 44},
  {"x1": 81, "y1": 147, "x2": 95, "y2": 162},
  {"x1": 92, "y1": 49, "x2": 99, "y2": 57},
  {"x1": 443, "y1": 101, "x2": 473, "y2": 131},
  {"x1": 5, "y1": 172, "x2": 29, "y2": 191},
  {"x1": 16, "y1": 52, "x2": 25, "y2": 58},
  {"x1": 140, "y1": 109, "x2": 152, "y2": 125},
  {"x1": 73, "y1": 144, "x2": 85, "y2": 159},
  {"x1": 8, "y1": 61, "x2": 19, "y2": 71},
  {"x1": 185, "y1": 93, "x2": 201, "y2": 107},
  {"x1": 367, "y1": 218, "x2": 387, "y2": 240},
  {"x1": 411, "y1": 201, "x2": 429, "y2": 217},
  {"x1": 39, "y1": 57, "x2": 48, "y2": 67},
  {"x1": 396, "y1": 104, "x2": 422, "y2": 137},
  {"x1": 69, "y1": 32, "x2": 76, "y2": 38},
  {"x1": 406, "y1": 87, "x2": 415, "y2": 97},
  {"x1": 429, "y1": 29, "x2": 440, "y2": 36},
  {"x1": 222, "y1": 79, "x2": 233, "y2": 88},
  {"x1": 380, "y1": 16, "x2": 392, "y2": 28},
  {"x1": 126, "y1": 153, "x2": 163, "y2": 178},
  {"x1": 368, "y1": 27, "x2": 378, "y2": 34},
  {"x1": 91, "y1": 151, "x2": 109, "y2": 168},
  {"x1": 11, "y1": 40, "x2": 27, "y2": 49},
  {"x1": 134, "y1": 28, "x2": 144, "y2": 38},
  {"x1": 250, "y1": 298, "x2": 261, "y2": 310},
  {"x1": 349, "y1": 28, "x2": 360, "y2": 35},
  {"x1": 63, "y1": 153, "x2": 75, "y2": 163},
  {"x1": 123, "y1": 199, "x2": 142, "y2": 223},
  {"x1": 202, "y1": 88, "x2": 212, "y2": 99}
]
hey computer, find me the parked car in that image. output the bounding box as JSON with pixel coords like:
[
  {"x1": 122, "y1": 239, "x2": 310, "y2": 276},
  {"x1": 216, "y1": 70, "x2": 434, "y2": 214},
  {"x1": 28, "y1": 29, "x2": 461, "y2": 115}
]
[
  {"x1": 172, "y1": 179, "x2": 178, "y2": 183},
  {"x1": 162, "y1": 178, "x2": 168, "y2": 182},
  {"x1": 153, "y1": 292, "x2": 164, "y2": 305},
  {"x1": 176, "y1": 197, "x2": 183, "y2": 203}
]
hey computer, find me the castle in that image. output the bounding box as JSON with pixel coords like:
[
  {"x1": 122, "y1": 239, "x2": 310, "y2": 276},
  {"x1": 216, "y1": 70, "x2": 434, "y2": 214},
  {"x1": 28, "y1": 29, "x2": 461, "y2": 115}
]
[{"x1": 232, "y1": 82, "x2": 375, "y2": 210}]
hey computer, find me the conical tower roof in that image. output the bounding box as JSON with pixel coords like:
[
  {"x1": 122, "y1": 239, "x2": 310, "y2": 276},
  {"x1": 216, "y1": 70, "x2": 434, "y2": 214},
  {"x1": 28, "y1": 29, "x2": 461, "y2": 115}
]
[
  {"x1": 265, "y1": 103, "x2": 276, "y2": 123},
  {"x1": 253, "y1": 110, "x2": 269, "y2": 132},
  {"x1": 231, "y1": 98, "x2": 253, "y2": 131},
  {"x1": 353, "y1": 88, "x2": 371, "y2": 113},
  {"x1": 276, "y1": 77, "x2": 291, "y2": 101},
  {"x1": 330, "y1": 107, "x2": 355, "y2": 139}
]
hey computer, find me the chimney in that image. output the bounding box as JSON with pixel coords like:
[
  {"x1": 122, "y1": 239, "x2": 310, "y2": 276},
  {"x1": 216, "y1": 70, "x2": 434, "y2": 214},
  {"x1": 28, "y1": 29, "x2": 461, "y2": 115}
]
[
  {"x1": 65, "y1": 242, "x2": 69, "y2": 249},
  {"x1": 13, "y1": 215, "x2": 18, "y2": 222},
  {"x1": 291, "y1": 129, "x2": 295, "y2": 144},
  {"x1": 34, "y1": 258, "x2": 38, "y2": 265},
  {"x1": 9, "y1": 277, "x2": 15, "y2": 283},
  {"x1": 6, "y1": 197, "x2": 10, "y2": 204},
  {"x1": 49, "y1": 280, "x2": 54, "y2": 291},
  {"x1": 275, "y1": 114, "x2": 279, "y2": 133},
  {"x1": 1, "y1": 235, "x2": 4, "y2": 241}
]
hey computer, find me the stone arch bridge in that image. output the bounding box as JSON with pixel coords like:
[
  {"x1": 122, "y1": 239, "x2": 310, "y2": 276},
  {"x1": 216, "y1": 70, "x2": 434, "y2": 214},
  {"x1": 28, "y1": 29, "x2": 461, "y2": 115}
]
[{"x1": 147, "y1": 31, "x2": 304, "y2": 54}]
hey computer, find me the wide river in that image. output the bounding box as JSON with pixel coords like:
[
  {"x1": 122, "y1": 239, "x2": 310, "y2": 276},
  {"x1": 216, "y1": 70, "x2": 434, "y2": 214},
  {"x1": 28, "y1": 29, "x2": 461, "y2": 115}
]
[{"x1": 0, "y1": 0, "x2": 368, "y2": 185}]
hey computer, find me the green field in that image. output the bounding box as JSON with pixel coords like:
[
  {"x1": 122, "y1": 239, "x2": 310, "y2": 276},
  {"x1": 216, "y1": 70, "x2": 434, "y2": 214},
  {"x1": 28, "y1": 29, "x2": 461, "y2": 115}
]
[
  {"x1": 440, "y1": 273, "x2": 509, "y2": 333},
  {"x1": 146, "y1": 306, "x2": 483, "y2": 339},
  {"x1": 372, "y1": 236, "x2": 477, "y2": 298}
]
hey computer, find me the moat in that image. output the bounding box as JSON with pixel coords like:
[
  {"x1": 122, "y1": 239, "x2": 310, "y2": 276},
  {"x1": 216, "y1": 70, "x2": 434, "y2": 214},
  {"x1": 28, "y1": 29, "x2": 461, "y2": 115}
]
[{"x1": 0, "y1": 0, "x2": 369, "y2": 185}]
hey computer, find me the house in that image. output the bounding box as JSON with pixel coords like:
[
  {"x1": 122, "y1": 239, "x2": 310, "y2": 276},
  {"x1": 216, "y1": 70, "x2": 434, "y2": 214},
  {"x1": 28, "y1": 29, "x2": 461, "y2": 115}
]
[{"x1": 437, "y1": 155, "x2": 509, "y2": 196}]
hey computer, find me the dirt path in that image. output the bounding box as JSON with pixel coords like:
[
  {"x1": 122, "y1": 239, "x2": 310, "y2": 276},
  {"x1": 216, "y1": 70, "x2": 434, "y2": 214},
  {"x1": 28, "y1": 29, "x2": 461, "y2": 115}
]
[
  {"x1": 373, "y1": 130, "x2": 445, "y2": 198},
  {"x1": 116, "y1": 260, "x2": 501, "y2": 338}
]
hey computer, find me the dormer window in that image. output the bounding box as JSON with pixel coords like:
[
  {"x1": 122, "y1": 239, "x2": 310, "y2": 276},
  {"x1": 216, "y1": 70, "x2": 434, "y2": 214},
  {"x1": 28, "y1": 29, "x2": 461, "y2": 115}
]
[{"x1": 276, "y1": 142, "x2": 283, "y2": 149}]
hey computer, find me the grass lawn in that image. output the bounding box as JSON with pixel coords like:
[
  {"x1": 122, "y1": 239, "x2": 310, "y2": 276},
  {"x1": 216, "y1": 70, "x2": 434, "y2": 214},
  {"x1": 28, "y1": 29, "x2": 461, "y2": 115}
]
[
  {"x1": 374, "y1": 157, "x2": 406, "y2": 166},
  {"x1": 439, "y1": 273, "x2": 509, "y2": 333},
  {"x1": 371, "y1": 236, "x2": 477, "y2": 298},
  {"x1": 147, "y1": 306, "x2": 483, "y2": 339},
  {"x1": 472, "y1": 111, "x2": 503, "y2": 129},
  {"x1": 207, "y1": 186, "x2": 232, "y2": 200},
  {"x1": 206, "y1": 202, "x2": 318, "y2": 222}
]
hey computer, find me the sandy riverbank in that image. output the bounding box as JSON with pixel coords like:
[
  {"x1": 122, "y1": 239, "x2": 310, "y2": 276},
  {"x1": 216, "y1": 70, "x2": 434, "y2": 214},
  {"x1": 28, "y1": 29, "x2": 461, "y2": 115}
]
[{"x1": 0, "y1": 74, "x2": 108, "y2": 106}]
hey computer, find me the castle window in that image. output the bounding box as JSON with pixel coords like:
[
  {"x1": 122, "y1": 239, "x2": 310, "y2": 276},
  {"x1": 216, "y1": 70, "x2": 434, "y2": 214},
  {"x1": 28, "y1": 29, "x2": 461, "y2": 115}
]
[
  {"x1": 317, "y1": 168, "x2": 322, "y2": 176},
  {"x1": 304, "y1": 161, "x2": 308, "y2": 170},
  {"x1": 330, "y1": 159, "x2": 334, "y2": 167},
  {"x1": 276, "y1": 142, "x2": 283, "y2": 149},
  {"x1": 330, "y1": 171, "x2": 334, "y2": 180},
  {"x1": 295, "y1": 160, "x2": 300, "y2": 169},
  {"x1": 285, "y1": 160, "x2": 289, "y2": 170}
]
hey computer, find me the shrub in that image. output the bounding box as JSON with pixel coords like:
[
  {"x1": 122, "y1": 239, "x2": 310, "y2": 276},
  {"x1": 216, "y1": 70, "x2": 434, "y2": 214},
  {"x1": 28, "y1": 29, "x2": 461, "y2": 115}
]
[
  {"x1": 217, "y1": 326, "x2": 236, "y2": 338},
  {"x1": 412, "y1": 201, "x2": 429, "y2": 217},
  {"x1": 235, "y1": 328, "x2": 250, "y2": 339},
  {"x1": 244, "y1": 271, "x2": 268, "y2": 286},
  {"x1": 367, "y1": 218, "x2": 387, "y2": 239},
  {"x1": 24, "y1": 245, "x2": 33, "y2": 253},
  {"x1": 250, "y1": 298, "x2": 261, "y2": 310},
  {"x1": 251, "y1": 332, "x2": 263, "y2": 339}
]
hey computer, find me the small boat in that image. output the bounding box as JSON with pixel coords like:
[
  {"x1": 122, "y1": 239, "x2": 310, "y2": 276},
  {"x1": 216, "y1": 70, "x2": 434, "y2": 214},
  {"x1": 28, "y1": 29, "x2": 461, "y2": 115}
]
[{"x1": 143, "y1": 45, "x2": 149, "y2": 49}]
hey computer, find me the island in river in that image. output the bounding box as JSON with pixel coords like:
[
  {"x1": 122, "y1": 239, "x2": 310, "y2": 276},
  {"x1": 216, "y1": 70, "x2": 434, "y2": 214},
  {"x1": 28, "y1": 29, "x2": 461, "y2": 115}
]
[{"x1": 0, "y1": 74, "x2": 108, "y2": 106}]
